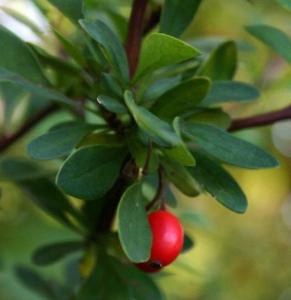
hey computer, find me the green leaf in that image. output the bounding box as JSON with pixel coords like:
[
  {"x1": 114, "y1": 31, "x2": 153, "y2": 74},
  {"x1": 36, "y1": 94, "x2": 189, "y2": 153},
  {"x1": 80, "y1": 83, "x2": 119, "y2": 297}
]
[
  {"x1": 134, "y1": 33, "x2": 200, "y2": 81},
  {"x1": 29, "y1": 43, "x2": 81, "y2": 75},
  {"x1": 142, "y1": 75, "x2": 182, "y2": 105},
  {"x1": 80, "y1": 19, "x2": 129, "y2": 83},
  {"x1": 47, "y1": 0, "x2": 83, "y2": 24},
  {"x1": 77, "y1": 252, "x2": 163, "y2": 300},
  {"x1": 117, "y1": 181, "x2": 152, "y2": 263},
  {"x1": 0, "y1": 159, "x2": 82, "y2": 230},
  {"x1": 56, "y1": 145, "x2": 126, "y2": 201},
  {"x1": 185, "y1": 108, "x2": 231, "y2": 129},
  {"x1": 0, "y1": 25, "x2": 47, "y2": 84},
  {"x1": 161, "y1": 157, "x2": 200, "y2": 196},
  {"x1": 124, "y1": 90, "x2": 180, "y2": 148},
  {"x1": 0, "y1": 6, "x2": 43, "y2": 36},
  {"x1": 100, "y1": 73, "x2": 123, "y2": 97},
  {"x1": 151, "y1": 77, "x2": 210, "y2": 120},
  {"x1": 160, "y1": 0, "x2": 202, "y2": 37},
  {"x1": 246, "y1": 24, "x2": 291, "y2": 63},
  {"x1": 32, "y1": 241, "x2": 83, "y2": 266},
  {"x1": 15, "y1": 266, "x2": 57, "y2": 300},
  {"x1": 53, "y1": 29, "x2": 86, "y2": 67},
  {"x1": 189, "y1": 151, "x2": 247, "y2": 213},
  {"x1": 163, "y1": 117, "x2": 196, "y2": 166},
  {"x1": 0, "y1": 158, "x2": 52, "y2": 181},
  {"x1": 28, "y1": 122, "x2": 97, "y2": 160},
  {"x1": 277, "y1": 0, "x2": 291, "y2": 10},
  {"x1": 97, "y1": 95, "x2": 127, "y2": 113},
  {"x1": 182, "y1": 122, "x2": 279, "y2": 169},
  {"x1": 202, "y1": 80, "x2": 260, "y2": 105},
  {"x1": 0, "y1": 67, "x2": 76, "y2": 106},
  {"x1": 198, "y1": 41, "x2": 237, "y2": 80}
]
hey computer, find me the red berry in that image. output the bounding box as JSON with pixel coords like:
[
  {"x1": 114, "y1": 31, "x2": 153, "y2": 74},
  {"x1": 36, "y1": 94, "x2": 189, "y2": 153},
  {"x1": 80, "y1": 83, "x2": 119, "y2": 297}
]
[{"x1": 137, "y1": 210, "x2": 184, "y2": 273}]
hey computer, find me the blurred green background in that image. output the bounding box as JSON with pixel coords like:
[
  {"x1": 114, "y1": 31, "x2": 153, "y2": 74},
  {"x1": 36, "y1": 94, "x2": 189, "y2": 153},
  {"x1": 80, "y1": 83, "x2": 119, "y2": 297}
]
[{"x1": 0, "y1": 0, "x2": 291, "y2": 299}]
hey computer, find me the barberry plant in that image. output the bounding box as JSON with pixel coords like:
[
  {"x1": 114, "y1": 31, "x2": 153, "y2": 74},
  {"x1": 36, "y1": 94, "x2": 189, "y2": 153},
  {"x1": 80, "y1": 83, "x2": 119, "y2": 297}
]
[{"x1": 0, "y1": 0, "x2": 291, "y2": 299}]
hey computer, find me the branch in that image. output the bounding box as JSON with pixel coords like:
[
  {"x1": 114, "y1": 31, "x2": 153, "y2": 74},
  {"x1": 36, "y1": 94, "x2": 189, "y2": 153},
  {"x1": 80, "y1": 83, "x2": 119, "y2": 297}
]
[
  {"x1": 229, "y1": 105, "x2": 291, "y2": 132},
  {"x1": 0, "y1": 103, "x2": 58, "y2": 153},
  {"x1": 125, "y1": 0, "x2": 149, "y2": 77}
]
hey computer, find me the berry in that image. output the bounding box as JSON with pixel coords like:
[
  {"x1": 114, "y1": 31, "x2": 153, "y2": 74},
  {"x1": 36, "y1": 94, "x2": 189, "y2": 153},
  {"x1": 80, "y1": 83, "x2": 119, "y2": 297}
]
[{"x1": 137, "y1": 210, "x2": 184, "y2": 272}]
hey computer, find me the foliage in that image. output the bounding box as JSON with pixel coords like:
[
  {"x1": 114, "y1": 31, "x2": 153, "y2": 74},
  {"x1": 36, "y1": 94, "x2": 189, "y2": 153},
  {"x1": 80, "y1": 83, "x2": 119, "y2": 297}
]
[{"x1": 0, "y1": 0, "x2": 289, "y2": 298}]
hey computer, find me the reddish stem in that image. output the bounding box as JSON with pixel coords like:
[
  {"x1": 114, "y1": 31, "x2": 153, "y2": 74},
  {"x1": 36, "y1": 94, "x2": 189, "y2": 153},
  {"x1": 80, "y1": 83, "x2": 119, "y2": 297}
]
[
  {"x1": 125, "y1": 0, "x2": 149, "y2": 78},
  {"x1": 229, "y1": 105, "x2": 291, "y2": 132}
]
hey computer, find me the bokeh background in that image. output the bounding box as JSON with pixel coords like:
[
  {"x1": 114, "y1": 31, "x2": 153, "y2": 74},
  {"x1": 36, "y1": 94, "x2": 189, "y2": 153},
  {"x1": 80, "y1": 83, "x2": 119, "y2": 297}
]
[{"x1": 0, "y1": 0, "x2": 291, "y2": 299}]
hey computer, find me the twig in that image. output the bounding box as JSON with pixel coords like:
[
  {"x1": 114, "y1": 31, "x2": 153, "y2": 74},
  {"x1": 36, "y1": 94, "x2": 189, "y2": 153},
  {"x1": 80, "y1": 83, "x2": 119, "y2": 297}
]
[
  {"x1": 125, "y1": 0, "x2": 149, "y2": 78},
  {"x1": 229, "y1": 105, "x2": 291, "y2": 132},
  {"x1": 0, "y1": 103, "x2": 58, "y2": 153},
  {"x1": 146, "y1": 167, "x2": 165, "y2": 211}
]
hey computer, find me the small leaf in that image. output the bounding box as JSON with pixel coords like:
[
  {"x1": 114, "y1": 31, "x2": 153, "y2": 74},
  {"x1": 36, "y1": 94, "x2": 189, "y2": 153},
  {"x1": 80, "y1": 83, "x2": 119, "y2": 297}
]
[
  {"x1": 160, "y1": 0, "x2": 202, "y2": 37},
  {"x1": 185, "y1": 108, "x2": 231, "y2": 129},
  {"x1": 117, "y1": 181, "x2": 152, "y2": 263},
  {"x1": 135, "y1": 33, "x2": 200, "y2": 80},
  {"x1": 151, "y1": 77, "x2": 210, "y2": 120},
  {"x1": 189, "y1": 151, "x2": 248, "y2": 213},
  {"x1": 32, "y1": 241, "x2": 83, "y2": 266},
  {"x1": 80, "y1": 19, "x2": 129, "y2": 82},
  {"x1": 0, "y1": 67, "x2": 76, "y2": 106},
  {"x1": 182, "y1": 122, "x2": 279, "y2": 169},
  {"x1": 28, "y1": 122, "x2": 97, "y2": 160},
  {"x1": 246, "y1": 24, "x2": 291, "y2": 63},
  {"x1": 15, "y1": 266, "x2": 57, "y2": 300},
  {"x1": 47, "y1": 0, "x2": 83, "y2": 24},
  {"x1": 202, "y1": 80, "x2": 260, "y2": 105},
  {"x1": 142, "y1": 75, "x2": 182, "y2": 105},
  {"x1": 56, "y1": 145, "x2": 126, "y2": 201},
  {"x1": 163, "y1": 117, "x2": 196, "y2": 166},
  {"x1": 198, "y1": 41, "x2": 237, "y2": 80},
  {"x1": 97, "y1": 95, "x2": 127, "y2": 113},
  {"x1": 0, "y1": 25, "x2": 47, "y2": 83},
  {"x1": 161, "y1": 157, "x2": 200, "y2": 196},
  {"x1": 124, "y1": 90, "x2": 180, "y2": 148}
]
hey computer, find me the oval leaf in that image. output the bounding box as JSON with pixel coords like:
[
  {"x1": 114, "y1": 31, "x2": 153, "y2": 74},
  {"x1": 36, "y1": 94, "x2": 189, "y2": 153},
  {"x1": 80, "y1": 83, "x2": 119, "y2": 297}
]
[
  {"x1": 198, "y1": 41, "x2": 237, "y2": 80},
  {"x1": 189, "y1": 151, "x2": 248, "y2": 213},
  {"x1": 28, "y1": 122, "x2": 97, "y2": 160},
  {"x1": 246, "y1": 24, "x2": 291, "y2": 63},
  {"x1": 80, "y1": 19, "x2": 129, "y2": 83},
  {"x1": 124, "y1": 90, "x2": 180, "y2": 148},
  {"x1": 56, "y1": 145, "x2": 126, "y2": 201},
  {"x1": 151, "y1": 77, "x2": 210, "y2": 120},
  {"x1": 97, "y1": 95, "x2": 127, "y2": 113},
  {"x1": 182, "y1": 122, "x2": 279, "y2": 169},
  {"x1": 202, "y1": 80, "x2": 260, "y2": 105},
  {"x1": 161, "y1": 156, "x2": 200, "y2": 196},
  {"x1": 135, "y1": 33, "x2": 200, "y2": 81},
  {"x1": 32, "y1": 241, "x2": 83, "y2": 266},
  {"x1": 0, "y1": 25, "x2": 47, "y2": 83},
  {"x1": 117, "y1": 181, "x2": 152, "y2": 263},
  {"x1": 160, "y1": 0, "x2": 202, "y2": 37}
]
